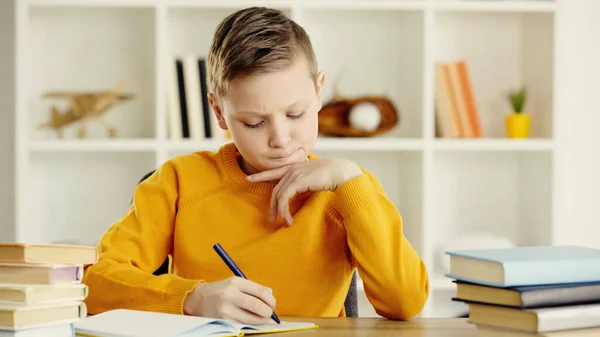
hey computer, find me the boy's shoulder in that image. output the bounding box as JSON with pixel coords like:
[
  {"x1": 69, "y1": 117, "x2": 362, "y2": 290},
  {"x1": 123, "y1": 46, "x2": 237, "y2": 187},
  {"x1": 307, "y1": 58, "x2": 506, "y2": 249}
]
[
  {"x1": 164, "y1": 147, "x2": 223, "y2": 173},
  {"x1": 158, "y1": 146, "x2": 228, "y2": 187},
  {"x1": 166, "y1": 148, "x2": 219, "y2": 166}
]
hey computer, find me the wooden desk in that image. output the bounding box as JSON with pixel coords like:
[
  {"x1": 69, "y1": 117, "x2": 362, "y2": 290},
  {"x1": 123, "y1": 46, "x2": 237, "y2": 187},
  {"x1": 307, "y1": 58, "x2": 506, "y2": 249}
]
[{"x1": 283, "y1": 317, "x2": 477, "y2": 336}]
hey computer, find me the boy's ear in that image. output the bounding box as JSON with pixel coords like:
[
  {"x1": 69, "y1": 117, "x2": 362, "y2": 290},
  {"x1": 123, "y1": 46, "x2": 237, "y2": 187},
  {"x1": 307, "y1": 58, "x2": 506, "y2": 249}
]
[
  {"x1": 208, "y1": 93, "x2": 228, "y2": 130},
  {"x1": 316, "y1": 71, "x2": 326, "y2": 108}
]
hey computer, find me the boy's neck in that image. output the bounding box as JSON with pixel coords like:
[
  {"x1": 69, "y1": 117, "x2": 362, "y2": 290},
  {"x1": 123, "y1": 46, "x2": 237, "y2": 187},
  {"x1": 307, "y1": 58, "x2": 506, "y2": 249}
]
[
  {"x1": 238, "y1": 156, "x2": 281, "y2": 185},
  {"x1": 237, "y1": 156, "x2": 259, "y2": 176}
]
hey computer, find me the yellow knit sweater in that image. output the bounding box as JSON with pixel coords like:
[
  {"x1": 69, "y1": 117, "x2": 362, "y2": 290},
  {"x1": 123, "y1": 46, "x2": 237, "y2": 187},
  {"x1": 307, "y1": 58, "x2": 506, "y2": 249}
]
[{"x1": 82, "y1": 142, "x2": 430, "y2": 320}]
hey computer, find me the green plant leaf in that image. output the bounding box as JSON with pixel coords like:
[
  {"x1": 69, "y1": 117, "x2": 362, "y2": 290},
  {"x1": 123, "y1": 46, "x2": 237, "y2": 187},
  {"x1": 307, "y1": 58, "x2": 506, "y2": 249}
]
[{"x1": 507, "y1": 87, "x2": 526, "y2": 113}]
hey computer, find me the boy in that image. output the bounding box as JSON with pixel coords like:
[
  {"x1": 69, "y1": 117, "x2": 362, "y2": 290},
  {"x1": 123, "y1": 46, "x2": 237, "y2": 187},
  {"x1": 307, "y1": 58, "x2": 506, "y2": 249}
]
[{"x1": 82, "y1": 6, "x2": 429, "y2": 324}]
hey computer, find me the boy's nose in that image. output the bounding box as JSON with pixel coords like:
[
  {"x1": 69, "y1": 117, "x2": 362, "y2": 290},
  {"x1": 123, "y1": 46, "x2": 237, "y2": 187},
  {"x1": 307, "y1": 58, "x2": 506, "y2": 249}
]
[{"x1": 268, "y1": 122, "x2": 291, "y2": 148}]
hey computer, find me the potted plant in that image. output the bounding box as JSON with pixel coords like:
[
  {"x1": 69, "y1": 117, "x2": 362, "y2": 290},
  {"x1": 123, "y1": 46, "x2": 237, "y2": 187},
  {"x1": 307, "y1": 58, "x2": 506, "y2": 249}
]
[{"x1": 505, "y1": 86, "x2": 530, "y2": 138}]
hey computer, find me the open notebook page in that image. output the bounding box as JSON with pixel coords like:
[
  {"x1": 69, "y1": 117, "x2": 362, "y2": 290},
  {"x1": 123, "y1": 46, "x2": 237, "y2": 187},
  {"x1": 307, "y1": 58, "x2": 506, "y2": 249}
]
[
  {"x1": 75, "y1": 309, "x2": 231, "y2": 336},
  {"x1": 74, "y1": 309, "x2": 316, "y2": 337}
]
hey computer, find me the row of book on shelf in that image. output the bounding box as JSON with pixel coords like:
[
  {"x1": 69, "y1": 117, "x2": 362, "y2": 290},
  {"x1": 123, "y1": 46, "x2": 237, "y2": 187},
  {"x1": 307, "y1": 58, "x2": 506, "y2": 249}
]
[
  {"x1": 445, "y1": 244, "x2": 600, "y2": 336},
  {"x1": 168, "y1": 55, "x2": 230, "y2": 141},
  {"x1": 170, "y1": 56, "x2": 486, "y2": 141},
  {"x1": 435, "y1": 60, "x2": 484, "y2": 139}
]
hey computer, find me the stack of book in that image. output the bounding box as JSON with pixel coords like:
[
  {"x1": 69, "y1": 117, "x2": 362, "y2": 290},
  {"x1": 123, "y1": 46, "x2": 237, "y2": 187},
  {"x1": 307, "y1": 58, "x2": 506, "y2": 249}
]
[
  {"x1": 0, "y1": 243, "x2": 97, "y2": 337},
  {"x1": 445, "y1": 245, "x2": 600, "y2": 336}
]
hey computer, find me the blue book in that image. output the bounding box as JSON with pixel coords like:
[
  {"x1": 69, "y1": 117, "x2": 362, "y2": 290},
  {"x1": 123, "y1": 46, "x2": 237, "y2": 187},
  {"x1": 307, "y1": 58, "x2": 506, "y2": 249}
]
[{"x1": 445, "y1": 245, "x2": 600, "y2": 287}]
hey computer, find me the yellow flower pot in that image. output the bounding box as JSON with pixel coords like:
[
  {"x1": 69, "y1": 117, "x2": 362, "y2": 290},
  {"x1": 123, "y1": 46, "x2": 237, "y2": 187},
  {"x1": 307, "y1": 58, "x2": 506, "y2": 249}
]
[{"x1": 505, "y1": 113, "x2": 530, "y2": 138}]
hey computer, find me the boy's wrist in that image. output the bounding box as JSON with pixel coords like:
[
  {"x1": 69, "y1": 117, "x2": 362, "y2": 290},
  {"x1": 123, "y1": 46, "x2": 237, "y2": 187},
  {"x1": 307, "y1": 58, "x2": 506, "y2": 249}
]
[
  {"x1": 183, "y1": 282, "x2": 207, "y2": 316},
  {"x1": 333, "y1": 160, "x2": 363, "y2": 189}
]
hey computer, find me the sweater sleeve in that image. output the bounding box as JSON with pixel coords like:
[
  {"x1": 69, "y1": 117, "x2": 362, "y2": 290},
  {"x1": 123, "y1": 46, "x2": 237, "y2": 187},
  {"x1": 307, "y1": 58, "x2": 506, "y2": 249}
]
[
  {"x1": 82, "y1": 160, "x2": 202, "y2": 315},
  {"x1": 328, "y1": 169, "x2": 430, "y2": 320}
]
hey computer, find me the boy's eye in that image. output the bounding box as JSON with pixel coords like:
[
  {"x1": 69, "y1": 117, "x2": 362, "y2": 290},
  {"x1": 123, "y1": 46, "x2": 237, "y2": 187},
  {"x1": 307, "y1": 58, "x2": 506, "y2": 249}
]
[
  {"x1": 288, "y1": 111, "x2": 306, "y2": 120},
  {"x1": 244, "y1": 121, "x2": 264, "y2": 129}
]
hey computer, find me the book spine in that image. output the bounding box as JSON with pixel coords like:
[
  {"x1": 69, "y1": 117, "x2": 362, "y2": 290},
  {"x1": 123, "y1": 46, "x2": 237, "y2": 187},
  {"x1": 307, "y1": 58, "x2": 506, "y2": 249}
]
[
  {"x1": 522, "y1": 283, "x2": 600, "y2": 308},
  {"x1": 50, "y1": 266, "x2": 83, "y2": 284},
  {"x1": 198, "y1": 58, "x2": 212, "y2": 139},
  {"x1": 175, "y1": 59, "x2": 190, "y2": 139},
  {"x1": 167, "y1": 57, "x2": 182, "y2": 140},
  {"x1": 434, "y1": 64, "x2": 455, "y2": 138},
  {"x1": 183, "y1": 54, "x2": 205, "y2": 140},
  {"x1": 536, "y1": 303, "x2": 600, "y2": 332},
  {"x1": 441, "y1": 63, "x2": 464, "y2": 137},
  {"x1": 505, "y1": 260, "x2": 600, "y2": 287}
]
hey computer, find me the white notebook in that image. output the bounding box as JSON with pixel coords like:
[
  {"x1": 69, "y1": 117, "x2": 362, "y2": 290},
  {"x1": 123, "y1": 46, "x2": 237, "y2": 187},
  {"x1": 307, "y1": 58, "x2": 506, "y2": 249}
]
[{"x1": 74, "y1": 309, "x2": 317, "y2": 337}]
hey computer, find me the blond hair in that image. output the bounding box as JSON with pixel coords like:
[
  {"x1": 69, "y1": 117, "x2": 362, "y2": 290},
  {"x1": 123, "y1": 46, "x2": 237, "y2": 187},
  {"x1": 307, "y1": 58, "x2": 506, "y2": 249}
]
[{"x1": 207, "y1": 7, "x2": 318, "y2": 100}]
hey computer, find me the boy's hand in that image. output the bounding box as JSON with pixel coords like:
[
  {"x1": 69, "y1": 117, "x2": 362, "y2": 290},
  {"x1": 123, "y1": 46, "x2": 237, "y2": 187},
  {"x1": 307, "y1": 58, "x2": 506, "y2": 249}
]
[
  {"x1": 246, "y1": 158, "x2": 363, "y2": 225},
  {"x1": 183, "y1": 276, "x2": 277, "y2": 325}
]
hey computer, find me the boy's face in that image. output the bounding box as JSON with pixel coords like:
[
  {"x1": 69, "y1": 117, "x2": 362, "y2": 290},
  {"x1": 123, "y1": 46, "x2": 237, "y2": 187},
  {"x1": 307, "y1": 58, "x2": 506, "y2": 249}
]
[{"x1": 209, "y1": 58, "x2": 325, "y2": 175}]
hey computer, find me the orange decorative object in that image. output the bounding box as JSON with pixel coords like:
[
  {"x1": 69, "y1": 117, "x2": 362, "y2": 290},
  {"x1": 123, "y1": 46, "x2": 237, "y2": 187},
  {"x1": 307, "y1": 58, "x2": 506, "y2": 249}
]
[{"x1": 318, "y1": 96, "x2": 399, "y2": 137}]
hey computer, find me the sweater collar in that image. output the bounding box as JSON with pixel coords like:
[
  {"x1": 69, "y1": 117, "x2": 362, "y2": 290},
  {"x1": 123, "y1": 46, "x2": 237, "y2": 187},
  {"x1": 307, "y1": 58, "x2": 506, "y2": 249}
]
[{"x1": 220, "y1": 142, "x2": 318, "y2": 195}]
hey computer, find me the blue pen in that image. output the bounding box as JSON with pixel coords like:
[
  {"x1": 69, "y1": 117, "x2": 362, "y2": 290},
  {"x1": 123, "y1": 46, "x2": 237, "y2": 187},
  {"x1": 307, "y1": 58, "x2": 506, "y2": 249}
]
[{"x1": 213, "y1": 243, "x2": 281, "y2": 324}]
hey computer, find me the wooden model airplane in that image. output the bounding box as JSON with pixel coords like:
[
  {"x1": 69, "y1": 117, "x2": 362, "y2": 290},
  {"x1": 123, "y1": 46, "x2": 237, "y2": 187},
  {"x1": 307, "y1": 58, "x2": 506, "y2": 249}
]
[{"x1": 39, "y1": 82, "x2": 134, "y2": 138}]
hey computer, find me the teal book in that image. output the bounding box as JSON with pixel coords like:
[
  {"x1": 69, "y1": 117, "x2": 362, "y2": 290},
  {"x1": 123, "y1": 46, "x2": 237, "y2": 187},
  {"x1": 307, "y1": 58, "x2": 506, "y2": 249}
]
[{"x1": 445, "y1": 245, "x2": 600, "y2": 287}]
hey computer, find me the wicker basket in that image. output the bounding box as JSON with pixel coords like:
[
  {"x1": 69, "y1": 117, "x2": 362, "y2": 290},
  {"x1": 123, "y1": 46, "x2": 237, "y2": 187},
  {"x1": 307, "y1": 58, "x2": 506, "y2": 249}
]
[{"x1": 317, "y1": 96, "x2": 399, "y2": 137}]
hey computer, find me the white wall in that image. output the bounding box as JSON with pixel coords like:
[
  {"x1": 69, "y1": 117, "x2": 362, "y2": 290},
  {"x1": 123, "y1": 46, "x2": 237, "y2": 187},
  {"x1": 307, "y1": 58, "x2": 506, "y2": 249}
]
[
  {"x1": 554, "y1": 0, "x2": 600, "y2": 249},
  {"x1": 0, "y1": 0, "x2": 16, "y2": 242}
]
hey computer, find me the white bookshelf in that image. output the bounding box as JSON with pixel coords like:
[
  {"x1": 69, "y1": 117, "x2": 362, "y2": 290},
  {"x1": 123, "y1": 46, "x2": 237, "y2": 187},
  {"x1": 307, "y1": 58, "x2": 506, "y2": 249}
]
[
  {"x1": 11, "y1": 0, "x2": 562, "y2": 318},
  {"x1": 0, "y1": 0, "x2": 16, "y2": 243}
]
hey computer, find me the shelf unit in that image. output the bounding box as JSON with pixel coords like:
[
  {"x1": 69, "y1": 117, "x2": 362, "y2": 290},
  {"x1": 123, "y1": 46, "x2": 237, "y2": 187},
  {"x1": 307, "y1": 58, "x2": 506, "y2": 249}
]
[{"x1": 12, "y1": 0, "x2": 559, "y2": 318}]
